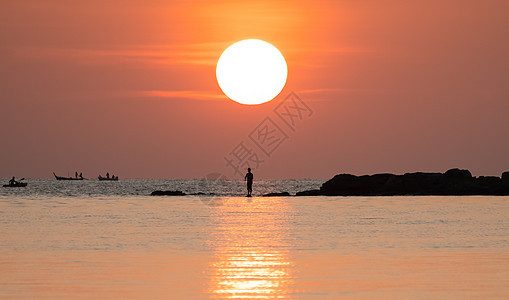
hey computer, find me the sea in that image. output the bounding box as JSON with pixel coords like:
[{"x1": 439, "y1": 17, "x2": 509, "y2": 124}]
[{"x1": 1, "y1": 178, "x2": 508, "y2": 299}]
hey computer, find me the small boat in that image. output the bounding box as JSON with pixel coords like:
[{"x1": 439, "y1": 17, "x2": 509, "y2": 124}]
[
  {"x1": 3, "y1": 182, "x2": 27, "y2": 187},
  {"x1": 98, "y1": 175, "x2": 118, "y2": 181},
  {"x1": 53, "y1": 172, "x2": 84, "y2": 181}
]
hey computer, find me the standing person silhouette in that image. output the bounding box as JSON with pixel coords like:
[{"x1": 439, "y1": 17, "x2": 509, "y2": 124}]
[{"x1": 245, "y1": 168, "x2": 253, "y2": 197}]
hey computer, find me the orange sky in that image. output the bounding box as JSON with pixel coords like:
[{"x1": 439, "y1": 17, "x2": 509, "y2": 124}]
[{"x1": 1, "y1": 0, "x2": 508, "y2": 179}]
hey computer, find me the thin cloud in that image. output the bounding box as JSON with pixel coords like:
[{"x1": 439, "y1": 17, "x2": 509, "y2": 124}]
[
  {"x1": 289, "y1": 46, "x2": 374, "y2": 54},
  {"x1": 296, "y1": 88, "x2": 358, "y2": 95},
  {"x1": 14, "y1": 43, "x2": 227, "y2": 67},
  {"x1": 286, "y1": 46, "x2": 373, "y2": 68},
  {"x1": 292, "y1": 88, "x2": 360, "y2": 101},
  {"x1": 136, "y1": 90, "x2": 227, "y2": 101},
  {"x1": 13, "y1": 42, "x2": 371, "y2": 70}
]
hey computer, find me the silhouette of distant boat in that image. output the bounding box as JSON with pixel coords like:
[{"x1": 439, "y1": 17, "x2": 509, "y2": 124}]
[
  {"x1": 53, "y1": 172, "x2": 84, "y2": 181},
  {"x1": 98, "y1": 175, "x2": 118, "y2": 181},
  {"x1": 3, "y1": 182, "x2": 27, "y2": 187}
]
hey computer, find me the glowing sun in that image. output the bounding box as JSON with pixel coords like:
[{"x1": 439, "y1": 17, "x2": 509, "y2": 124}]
[{"x1": 216, "y1": 39, "x2": 288, "y2": 105}]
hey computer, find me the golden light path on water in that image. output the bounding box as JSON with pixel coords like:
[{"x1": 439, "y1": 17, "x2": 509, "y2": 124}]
[{"x1": 205, "y1": 197, "x2": 294, "y2": 299}]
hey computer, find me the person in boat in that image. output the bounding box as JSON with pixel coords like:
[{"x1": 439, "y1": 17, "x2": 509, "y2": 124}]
[
  {"x1": 79, "y1": 172, "x2": 83, "y2": 179},
  {"x1": 111, "y1": 174, "x2": 115, "y2": 180},
  {"x1": 75, "y1": 171, "x2": 78, "y2": 178},
  {"x1": 9, "y1": 177, "x2": 17, "y2": 186},
  {"x1": 106, "y1": 172, "x2": 109, "y2": 179},
  {"x1": 245, "y1": 168, "x2": 253, "y2": 197}
]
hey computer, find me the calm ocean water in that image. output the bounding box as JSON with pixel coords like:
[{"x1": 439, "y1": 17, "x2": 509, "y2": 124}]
[
  {"x1": 1, "y1": 178, "x2": 508, "y2": 298},
  {"x1": 0, "y1": 178, "x2": 323, "y2": 198}
]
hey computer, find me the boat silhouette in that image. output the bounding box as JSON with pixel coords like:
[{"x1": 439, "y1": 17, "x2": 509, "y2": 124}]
[
  {"x1": 3, "y1": 180, "x2": 27, "y2": 187},
  {"x1": 53, "y1": 172, "x2": 84, "y2": 181},
  {"x1": 98, "y1": 175, "x2": 118, "y2": 181}
]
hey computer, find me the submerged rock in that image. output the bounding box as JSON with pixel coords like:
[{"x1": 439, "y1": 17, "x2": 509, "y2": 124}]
[
  {"x1": 263, "y1": 192, "x2": 290, "y2": 197},
  {"x1": 295, "y1": 189, "x2": 321, "y2": 196},
  {"x1": 151, "y1": 190, "x2": 186, "y2": 196}
]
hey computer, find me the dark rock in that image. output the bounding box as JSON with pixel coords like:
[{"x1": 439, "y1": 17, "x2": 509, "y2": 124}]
[
  {"x1": 321, "y1": 173, "x2": 396, "y2": 196},
  {"x1": 320, "y1": 168, "x2": 509, "y2": 196},
  {"x1": 502, "y1": 172, "x2": 509, "y2": 182},
  {"x1": 444, "y1": 168, "x2": 472, "y2": 179},
  {"x1": 263, "y1": 192, "x2": 290, "y2": 197},
  {"x1": 296, "y1": 189, "x2": 321, "y2": 196},
  {"x1": 475, "y1": 176, "x2": 504, "y2": 195},
  {"x1": 151, "y1": 190, "x2": 186, "y2": 196},
  {"x1": 381, "y1": 172, "x2": 444, "y2": 195}
]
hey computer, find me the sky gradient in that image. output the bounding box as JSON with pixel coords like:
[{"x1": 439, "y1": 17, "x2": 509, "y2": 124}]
[{"x1": 1, "y1": 0, "x2": 508, "y2": 179}]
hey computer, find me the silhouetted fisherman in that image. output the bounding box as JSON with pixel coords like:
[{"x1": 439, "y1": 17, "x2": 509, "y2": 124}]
[
  {"x1": 75, "y1": 171, "x2": 78, "y2": 178},
  {"x1": 79, "y1": 172, "x2": 83, "y2": 179},
  {"x1": 245, "y1": 168, "x2": 253, "y2": 197},
  {"x1": 106, "y1": 172, "x2": 109, "y2": 179},
  {"x1": 9, "y1": 177, "x2": 16, "y2": 185}
]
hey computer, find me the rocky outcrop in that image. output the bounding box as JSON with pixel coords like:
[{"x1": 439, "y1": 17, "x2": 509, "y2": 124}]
[
  {"x1": 299, "y1": 168, "x2": 509, "y2": 196},
  {"x1": 263, "y1": 192, "x2": 290, "y2": 197},
  {"x1": 151, "y1": 190, "x2": 186, "y2": 196}
]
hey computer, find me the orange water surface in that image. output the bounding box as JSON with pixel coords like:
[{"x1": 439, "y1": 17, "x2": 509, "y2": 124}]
[{"x1": 1, "y1": 195, "x2": 508, "y2": 298}]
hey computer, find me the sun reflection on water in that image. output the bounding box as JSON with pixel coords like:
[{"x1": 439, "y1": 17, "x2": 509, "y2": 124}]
[{"x1": 206, "y1": 197, "x2": 295, "y2": 299}]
